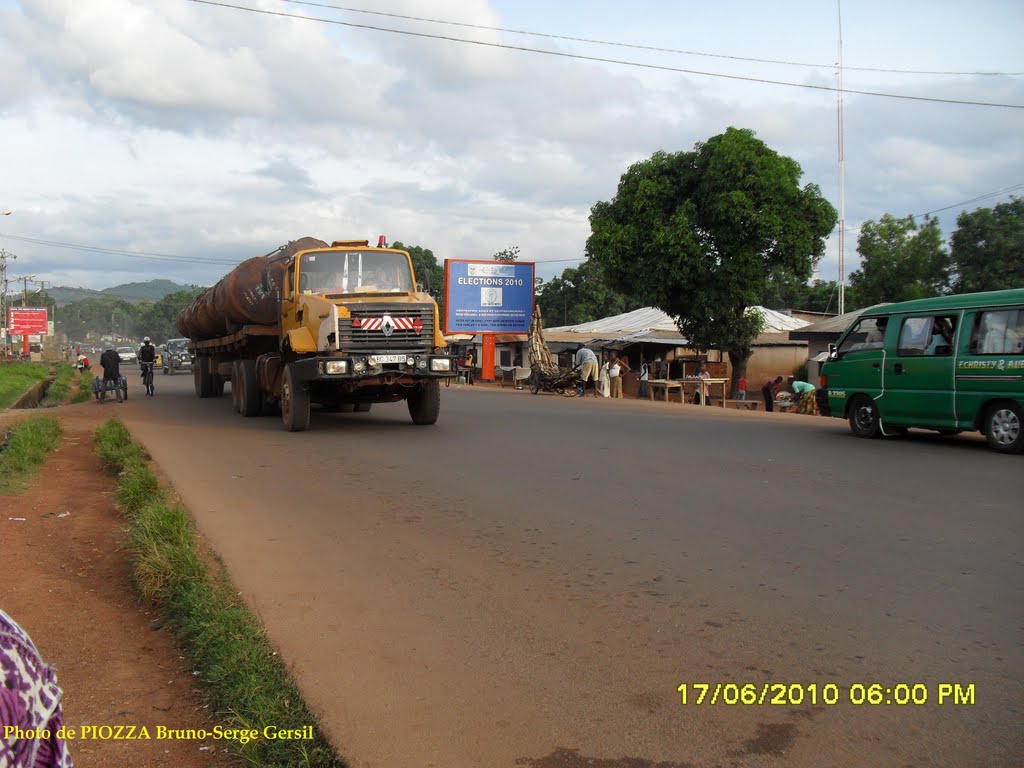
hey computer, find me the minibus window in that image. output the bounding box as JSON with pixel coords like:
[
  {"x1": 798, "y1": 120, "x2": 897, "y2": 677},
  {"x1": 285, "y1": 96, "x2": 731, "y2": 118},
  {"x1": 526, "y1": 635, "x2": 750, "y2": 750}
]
[
  {"x1": 898, "y1": 315, "x2": 957, "y2": 357},
  {"x1": 970, "y1": 310, "x2": 1024, "y2": 355},
  {"x1": 837, "y1": 317, "x2": 887, "y2": 356}
]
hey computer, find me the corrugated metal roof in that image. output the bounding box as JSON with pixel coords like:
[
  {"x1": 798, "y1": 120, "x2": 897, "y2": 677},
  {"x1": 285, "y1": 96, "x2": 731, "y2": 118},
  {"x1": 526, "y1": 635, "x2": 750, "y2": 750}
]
[
  {"x1": 789, "y1": 303, "x2": 891, "y2": 336},
  {"x1": 547, "y1": 306, "x2": 809, "y2": 335}
]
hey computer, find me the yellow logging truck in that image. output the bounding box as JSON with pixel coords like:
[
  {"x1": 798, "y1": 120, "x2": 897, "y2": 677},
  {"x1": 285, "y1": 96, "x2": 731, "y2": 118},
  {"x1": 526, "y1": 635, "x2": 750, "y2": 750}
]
[{"x1": 176, "y1": 236, "x2": 454, "y2": 431}]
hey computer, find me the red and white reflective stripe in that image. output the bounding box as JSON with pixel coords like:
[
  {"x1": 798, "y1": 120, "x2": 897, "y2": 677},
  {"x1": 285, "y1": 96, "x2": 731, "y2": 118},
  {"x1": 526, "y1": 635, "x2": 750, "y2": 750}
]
[{"x1": 355, "y1": 316, "x2": 423, "y2": 334}]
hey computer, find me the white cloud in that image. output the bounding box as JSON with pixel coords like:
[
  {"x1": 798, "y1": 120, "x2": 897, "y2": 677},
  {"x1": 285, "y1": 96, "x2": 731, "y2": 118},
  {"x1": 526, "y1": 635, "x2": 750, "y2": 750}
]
[{"x1": 0, "y1": 0, "x2": 1020, "y2": 299}]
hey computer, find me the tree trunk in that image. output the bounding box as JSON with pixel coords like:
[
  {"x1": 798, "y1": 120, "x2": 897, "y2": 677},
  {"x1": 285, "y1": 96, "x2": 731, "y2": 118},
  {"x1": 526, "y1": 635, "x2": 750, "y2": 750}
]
[{"x1": 727, "y1": 348, "x2": 753, "y2": 398}]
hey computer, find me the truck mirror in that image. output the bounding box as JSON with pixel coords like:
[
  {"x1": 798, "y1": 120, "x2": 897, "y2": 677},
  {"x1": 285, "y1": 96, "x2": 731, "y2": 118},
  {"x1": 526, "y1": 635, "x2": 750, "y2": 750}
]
[
  {"x1": 417, "y1": 282, "x2": 424, "y2": 292},
  {"x1": 827, "y1": 343, "x2": 837, "y2": 358}
]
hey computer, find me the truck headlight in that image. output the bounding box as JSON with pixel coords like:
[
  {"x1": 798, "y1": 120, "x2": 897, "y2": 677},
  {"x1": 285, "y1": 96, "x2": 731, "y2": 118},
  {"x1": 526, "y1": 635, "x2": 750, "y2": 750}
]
[
  {"x1": 406, "y1": 357, "x2": 415, "y2": 366},
  {"x1": 430, "y1": 358, "x2": 451, "y2": 372},
  {"x1": 326, "y1": 360, "x2": 347, "y2": 374}
]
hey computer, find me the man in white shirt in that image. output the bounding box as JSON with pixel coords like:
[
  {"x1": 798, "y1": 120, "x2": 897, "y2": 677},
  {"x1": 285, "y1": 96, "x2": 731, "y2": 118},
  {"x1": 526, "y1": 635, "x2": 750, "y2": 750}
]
[{"x1": 574, "y1": 345, "x2": 599, "y2": 397}]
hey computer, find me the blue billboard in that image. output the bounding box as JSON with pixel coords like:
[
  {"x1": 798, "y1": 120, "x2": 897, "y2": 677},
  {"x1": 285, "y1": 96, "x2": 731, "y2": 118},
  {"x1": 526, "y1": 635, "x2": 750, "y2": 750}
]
[{"x1": 444, "y1": 260, "x2": 535, "y2": 334}]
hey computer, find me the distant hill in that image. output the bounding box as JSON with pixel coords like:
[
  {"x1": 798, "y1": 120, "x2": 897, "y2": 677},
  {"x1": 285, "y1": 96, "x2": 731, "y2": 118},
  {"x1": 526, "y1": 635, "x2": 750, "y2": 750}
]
[{"x1": 49, "y1": 279, "x2": 196, "y2": 306}]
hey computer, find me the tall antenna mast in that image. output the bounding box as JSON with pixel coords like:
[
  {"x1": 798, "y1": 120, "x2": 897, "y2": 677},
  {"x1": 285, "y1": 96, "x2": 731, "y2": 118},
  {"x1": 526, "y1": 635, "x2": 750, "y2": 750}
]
[{"x1": 837, "y1": 0, "x2": 846, "y2": 315}]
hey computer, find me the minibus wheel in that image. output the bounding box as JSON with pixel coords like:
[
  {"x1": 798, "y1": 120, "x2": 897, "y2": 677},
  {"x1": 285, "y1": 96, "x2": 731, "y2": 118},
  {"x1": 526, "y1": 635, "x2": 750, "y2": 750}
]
[
  {"x1": 985, "y1": 402, "x2": 1023, "y2": 454},
  {"x1": 848, "y1": 395, "x2": 881, "y2": 439}
]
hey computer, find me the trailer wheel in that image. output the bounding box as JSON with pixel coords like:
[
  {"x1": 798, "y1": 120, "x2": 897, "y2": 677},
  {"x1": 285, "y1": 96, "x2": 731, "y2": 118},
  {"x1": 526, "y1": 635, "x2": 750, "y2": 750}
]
[
  {"x1": 231, "y1": 361, "x2": 241, "y2": 413},
  {"x1": 281, "y1": 365, "x2": 310, "y2": 432},
  {"x1": 407, "y1": 380, "x2": 440, "y2": 425},
  {"x1": 239, "y1": 359, "x2": 262, "y2": 417},
  {"x1": 195, "y1": 357, "x2": 214, "y2": 398}
]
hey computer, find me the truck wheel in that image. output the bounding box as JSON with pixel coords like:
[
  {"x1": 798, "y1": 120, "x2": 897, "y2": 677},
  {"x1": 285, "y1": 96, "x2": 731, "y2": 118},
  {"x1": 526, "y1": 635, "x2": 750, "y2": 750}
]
[
  {"x1": 408, "y1": 380, "x2": 440, "y2": 425},
  {"x1": 848, "y1": 395, "x2": 881, "y2": 439},
  {"x1": 194, "y1": 357, "x2": 214, "y2": 398},
  {"x1": 985, "y1": 402, "x2": 1023, "y2": 454},
  {"x1": 281, "y1": 365, "x2": 310, "y2": 432},
  {"x1": 239, "y1": 359, "x2": 262, "y2": 417},
  {"x1": 231, "y1": 361, "x2": 242, "y2": 413}
]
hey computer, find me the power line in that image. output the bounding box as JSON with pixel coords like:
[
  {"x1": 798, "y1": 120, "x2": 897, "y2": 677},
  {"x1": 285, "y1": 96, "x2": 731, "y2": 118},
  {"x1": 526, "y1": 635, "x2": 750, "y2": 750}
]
[
  {"x1": 911, "y1": 183, "x2": 1024, "y2": 219},
  {"x1": 188, "y1": 0, "x2": 1024, "y2": 110},
  {"x1": 0, "y1": 232, "x2": 239, "y2": 265},
  {"x1": 280, "y1": 0, "x2": 1023, "y2": 78}
]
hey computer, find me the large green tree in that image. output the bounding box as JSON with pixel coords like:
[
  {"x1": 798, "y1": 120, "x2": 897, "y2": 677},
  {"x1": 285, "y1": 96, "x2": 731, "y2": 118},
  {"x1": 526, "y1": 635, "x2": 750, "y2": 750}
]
[
  {"x1": 587, "y1": 127, "x2": 837, "y2": 390},
  {"x1": 949, "y1": 197, "x2": 1024, "y2": 293},
  {"x1": 135, "y1": 288, "x2": 204, "y2": 342},
  {"x1": 848, "y1": 214, "x2": 948, "y2": 305},
  {"x1": 392, "y1": 241, "x2": 445, "y2": 319}
]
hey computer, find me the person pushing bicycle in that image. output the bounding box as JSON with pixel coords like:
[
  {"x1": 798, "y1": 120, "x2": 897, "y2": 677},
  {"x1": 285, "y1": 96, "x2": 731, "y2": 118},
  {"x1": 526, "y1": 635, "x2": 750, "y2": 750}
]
[{"x1": 138, "y1": 336, "x2": 157, "y2": 396}]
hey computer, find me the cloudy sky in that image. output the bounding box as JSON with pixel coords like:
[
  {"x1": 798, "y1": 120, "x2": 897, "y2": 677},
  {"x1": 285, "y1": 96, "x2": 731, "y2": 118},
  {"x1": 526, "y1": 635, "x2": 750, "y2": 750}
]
[{"x1": 0, "y1": 0, "x2": 1021, "y2": 297}]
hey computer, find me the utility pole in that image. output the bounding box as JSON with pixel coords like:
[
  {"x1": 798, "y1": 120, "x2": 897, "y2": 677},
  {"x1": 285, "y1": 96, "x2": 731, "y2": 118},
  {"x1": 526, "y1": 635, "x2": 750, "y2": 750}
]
[{"x1": 0, "y1": 249, "x2": 16, "y2": 354}]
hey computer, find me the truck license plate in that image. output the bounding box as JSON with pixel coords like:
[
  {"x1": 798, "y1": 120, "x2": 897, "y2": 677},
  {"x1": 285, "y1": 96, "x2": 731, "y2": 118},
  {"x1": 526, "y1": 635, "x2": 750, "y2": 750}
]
[{"x1": 374, "y1": 354, "x2": 407, "y2": 364}]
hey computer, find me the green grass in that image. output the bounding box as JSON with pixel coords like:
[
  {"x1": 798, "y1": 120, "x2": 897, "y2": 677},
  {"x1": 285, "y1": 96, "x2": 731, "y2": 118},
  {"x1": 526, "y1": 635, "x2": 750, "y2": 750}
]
[
  {"x1": 0, "y1": 415, "x2": 63, "y2": 494},
  {"x1": 93, "y1": 419, "x2": 345, "y2": 768},
  {"x1": 73, "y1": 371, "x2": 94, "y2": 403},
  {"x1": 40, "y1": 363, "x2": 75, "y2": 406},
  {"x1": 0, "y1": 362, "x2": 49, "y2": 409}
]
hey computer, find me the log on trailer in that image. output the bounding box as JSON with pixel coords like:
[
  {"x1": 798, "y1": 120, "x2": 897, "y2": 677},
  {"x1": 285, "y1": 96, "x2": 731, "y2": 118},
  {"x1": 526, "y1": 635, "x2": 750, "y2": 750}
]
[{"x1": 176, "y1": 236, "x2": 328, "y2": 340}]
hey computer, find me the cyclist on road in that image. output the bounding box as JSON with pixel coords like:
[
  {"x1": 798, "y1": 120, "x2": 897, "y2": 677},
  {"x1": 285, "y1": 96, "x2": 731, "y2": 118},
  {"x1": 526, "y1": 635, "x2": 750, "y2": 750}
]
[{"x1": 138, "y1": 336, "x2": 157, "y2": 396}]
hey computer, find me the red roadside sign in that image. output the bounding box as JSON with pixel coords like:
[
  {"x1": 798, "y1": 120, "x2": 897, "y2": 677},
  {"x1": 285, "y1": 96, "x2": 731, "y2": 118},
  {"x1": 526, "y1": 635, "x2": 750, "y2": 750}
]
[{"x1": 7, "y1": 306, "x2": 49, "y2": 335}]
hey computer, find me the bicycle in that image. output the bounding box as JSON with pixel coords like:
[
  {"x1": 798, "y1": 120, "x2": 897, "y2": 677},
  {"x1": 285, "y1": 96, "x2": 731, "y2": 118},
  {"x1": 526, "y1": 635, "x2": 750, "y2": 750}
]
[{"x1": 141, "y1": 361, "x2": 155, "y2": 396}]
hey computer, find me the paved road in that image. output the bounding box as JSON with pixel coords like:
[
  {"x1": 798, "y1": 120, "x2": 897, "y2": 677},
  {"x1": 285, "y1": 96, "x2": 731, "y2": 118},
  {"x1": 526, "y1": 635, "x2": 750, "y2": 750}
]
[{"x1": 118, "y1": 373, "x2": 1023, "y2": 768}]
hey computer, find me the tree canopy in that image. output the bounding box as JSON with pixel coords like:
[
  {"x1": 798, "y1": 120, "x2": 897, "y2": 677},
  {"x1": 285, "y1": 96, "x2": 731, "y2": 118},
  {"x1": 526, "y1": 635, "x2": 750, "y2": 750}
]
[
  {"x1": 848, "y1": 214, "x2": 948, "y2": 306},
  {"x1": 392, "y1": 241, "x2": 445, "y2": 318},
  {"x1": 586, "y1": 127, "x2": 837, "y2": 386},
  {"x1": 949, "y1": 197, "x2": 1024, "y2": 294}
]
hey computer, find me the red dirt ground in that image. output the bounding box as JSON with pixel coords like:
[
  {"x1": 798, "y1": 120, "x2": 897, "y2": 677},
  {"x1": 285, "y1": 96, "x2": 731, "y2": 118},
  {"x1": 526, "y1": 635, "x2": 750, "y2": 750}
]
[{"x1": 1, "y1": 397, "x2": 243, "y2": 768}]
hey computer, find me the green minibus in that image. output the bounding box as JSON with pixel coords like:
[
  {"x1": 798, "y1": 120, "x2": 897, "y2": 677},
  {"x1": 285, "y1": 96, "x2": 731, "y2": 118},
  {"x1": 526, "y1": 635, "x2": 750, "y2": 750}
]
[{"x1": 818, "y1": 288, "x2": 1024, "y2": 453}]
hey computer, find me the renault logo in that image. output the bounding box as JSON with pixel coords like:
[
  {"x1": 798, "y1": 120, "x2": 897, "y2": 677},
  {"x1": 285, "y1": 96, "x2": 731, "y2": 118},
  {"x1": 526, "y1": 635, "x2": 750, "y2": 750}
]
[{"x1": 380, "y1": 315, "x2": 396, "y2": 337}]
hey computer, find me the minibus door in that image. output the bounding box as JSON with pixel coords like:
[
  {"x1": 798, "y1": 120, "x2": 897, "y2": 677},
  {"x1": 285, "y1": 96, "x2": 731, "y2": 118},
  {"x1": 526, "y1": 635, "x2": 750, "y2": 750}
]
[{"x1": 884, "y1": 314, "x2": 959, "y2": 427}]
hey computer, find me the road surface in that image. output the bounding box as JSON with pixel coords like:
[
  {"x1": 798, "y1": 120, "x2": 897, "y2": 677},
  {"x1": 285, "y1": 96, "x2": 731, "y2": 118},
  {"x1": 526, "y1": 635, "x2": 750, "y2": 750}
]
[{"x1": 114, "y1": 372, "x2": 1023, "y2": 768}]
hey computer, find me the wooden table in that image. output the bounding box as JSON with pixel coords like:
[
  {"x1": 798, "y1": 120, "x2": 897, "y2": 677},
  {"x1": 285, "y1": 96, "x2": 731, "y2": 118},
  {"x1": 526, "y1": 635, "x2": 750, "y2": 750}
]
[
  {"x1": 647, "y1": 379, "x2": 684, "y2": 403},
  {"x1": 647, "y1": 378, "x2": 729, "y2": 406}
]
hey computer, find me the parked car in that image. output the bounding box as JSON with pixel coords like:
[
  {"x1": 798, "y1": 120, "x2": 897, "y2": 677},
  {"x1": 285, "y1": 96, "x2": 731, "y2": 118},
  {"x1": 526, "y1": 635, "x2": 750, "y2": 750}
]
[
  {"x1": 117, "y1": 346, "x2": 137, "y2": 364},
  {"x1": 163, "y1": 338, "x2": 193, "y2": 375}
]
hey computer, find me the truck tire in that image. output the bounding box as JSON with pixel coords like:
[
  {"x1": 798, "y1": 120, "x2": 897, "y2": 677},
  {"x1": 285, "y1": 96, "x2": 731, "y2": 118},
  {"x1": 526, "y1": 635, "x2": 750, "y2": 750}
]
[
  {"x1": 239, "y1": 359, "x2": 262, "y2": 417},
  {"x1": 407, "y1": 380, "x2": 440, "y2": 425},
  {"x1": 195, "y1": 357, "x2": 214, "y2": 398},
  {"x1": 281, "y1": 365, "x2": 310, "y2": 432},
  {"x1": 231, "y1": 361, "x2": 242, "y2": 413}
]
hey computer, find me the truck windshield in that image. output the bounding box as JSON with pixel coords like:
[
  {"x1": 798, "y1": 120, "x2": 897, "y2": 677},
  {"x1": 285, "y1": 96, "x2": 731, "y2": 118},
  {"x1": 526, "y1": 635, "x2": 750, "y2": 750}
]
[{"x1": 299, "y1": 251, "x2": 414, "y2": 295}]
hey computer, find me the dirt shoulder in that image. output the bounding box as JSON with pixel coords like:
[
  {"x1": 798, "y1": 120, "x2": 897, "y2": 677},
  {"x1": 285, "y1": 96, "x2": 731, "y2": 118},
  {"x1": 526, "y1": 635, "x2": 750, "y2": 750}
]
[{"x1": 1, "y1": 406, "x2": 243, "y2": 768}]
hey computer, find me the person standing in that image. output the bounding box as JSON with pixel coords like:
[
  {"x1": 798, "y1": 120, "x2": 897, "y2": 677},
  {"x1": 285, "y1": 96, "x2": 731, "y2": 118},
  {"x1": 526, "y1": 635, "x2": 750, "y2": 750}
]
[
  {"x1": 761, "y1": 375, "x2": 784, "y2": 412},
  {"x1": 598, "y1": 358, "x2": 610, "y2": 398},
  {"x1": 639, "y1": 359, "x2": 650, "y2": 399},
  {"x1": 735, "y1": 375, "x2": 747, "y2": 401},
  {"x1": 574, "y1": 345, "x2": 599, "y2": 397},
  {"x1": 464, "y1": 350, "x2": 475, "y2": 385},
  {"x1": 609, "y1": 354, "x2": 627, "y2": 399},
  {"x1": 99, "y1": 347, "x2": 123, "y2": 403}
]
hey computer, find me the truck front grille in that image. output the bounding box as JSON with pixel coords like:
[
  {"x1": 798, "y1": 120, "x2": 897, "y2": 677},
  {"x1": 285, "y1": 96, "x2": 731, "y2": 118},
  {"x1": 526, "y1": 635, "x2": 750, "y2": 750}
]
[{"x1": 337, "y1": 304, "x2": 435, "y2": 353}]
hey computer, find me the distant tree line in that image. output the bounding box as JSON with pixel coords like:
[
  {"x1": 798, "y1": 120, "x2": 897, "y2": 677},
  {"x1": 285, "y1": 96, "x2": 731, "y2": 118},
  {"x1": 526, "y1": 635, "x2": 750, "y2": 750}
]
[{"x1": 55, "y1": 288, "x2": 203, "y2": 344}]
